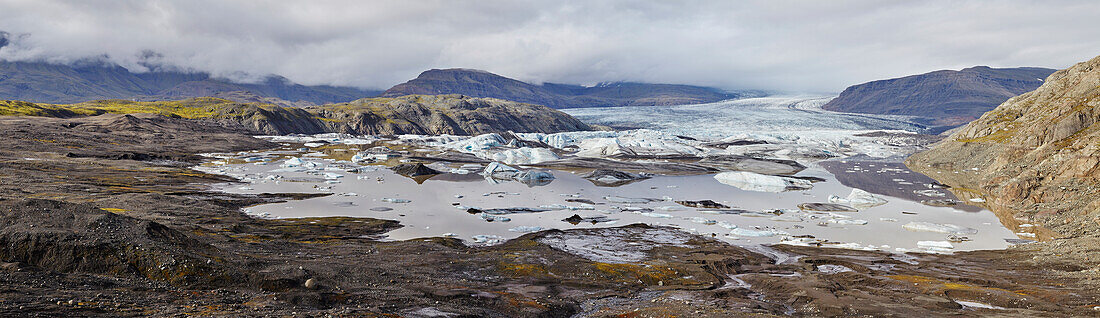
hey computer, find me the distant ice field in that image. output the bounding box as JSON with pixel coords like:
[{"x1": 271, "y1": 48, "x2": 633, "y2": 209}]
[{"x1": 562, "y1": 96, "x2": 931, "y2": 138}]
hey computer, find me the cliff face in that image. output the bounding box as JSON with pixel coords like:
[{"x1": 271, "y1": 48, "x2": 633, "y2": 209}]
[
  {"x1": 311, "y1": 94, "x2": 591, "y2": 135},
  {"x1": 825, "y1": 66, "x2": 1055, "y2": 126},
  {"x1": 907, "y1": 54, "x2": 1100, "y2": 239},
  {"x1": 0, "y1": 95, "x2": 592, "y2": 136},
  {"x1": 381, "y1": 68, "x2": 739, "y2": 108}
]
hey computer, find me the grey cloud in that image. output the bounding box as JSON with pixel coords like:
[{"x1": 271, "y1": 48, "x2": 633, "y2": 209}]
[{"x1": 1, "y1": 0, "x2": 1099, "y2": 92}]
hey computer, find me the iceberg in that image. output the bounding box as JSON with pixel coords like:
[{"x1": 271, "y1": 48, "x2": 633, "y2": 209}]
[
  {"x1": 916, "y1": 240, "x2": 954, "y2": 249},
  {"x1": 514, "y1": 131, "x2": 619, "y2": 149},
  {"x1": 902, "y1": 222, "x2": 978, "y2": 235},
  {"x1": 714, "y1": 171, "x2": 813, "y2": 192},
  {"x1": 281, "y1": 157, "x2": 304, "y2": 167},
  {"x1": 508, "y1": 226, "x2": 545, "y2": 233},
  {"x1": 444, "y1": 133, "x2": 506, "y2": 153},
  {"x1": 729, "y1": 227, "x2": 789, "y2": 237},
  {"x1": 487, "y1": 147, "x2": 560, "y2": 165},
  {"x1": 483, "y1": 162, "x2": 519, "y2": 179},
  {"x1": 574, "y1": 130, "x2": 702, "y2": 158},
  {"x1": 829, "y1": 189, "x2": 888, "y2": 209}
]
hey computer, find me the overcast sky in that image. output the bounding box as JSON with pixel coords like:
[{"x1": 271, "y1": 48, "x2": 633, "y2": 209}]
[{"x1": 1, "y1": 0, "x2": 1099, "y2": 92}]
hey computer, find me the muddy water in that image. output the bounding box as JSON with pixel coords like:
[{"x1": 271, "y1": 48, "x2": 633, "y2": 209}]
[{"x1": 202, "y1": 150, "x2": 1016, "y2": 253}]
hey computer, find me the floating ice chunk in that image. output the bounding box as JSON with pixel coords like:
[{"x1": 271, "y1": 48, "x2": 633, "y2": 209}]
[
  {"x1": 770, "y1": 214, "x2": 803, "y2": 222},
  {"x1": 916, "y1": 241, "x2": 954, "y2": 249},
  {"x1": 716, "y1": 221, "x2": 738, "y2": 230},
  {"x1": 508, "y1": 226, "x2": 545, "y2": 233},
  {"x1": 479, "y1": 213, "x2": 511, "y2": 222},
  {"x1": 539, "y1": 204, "x2": 569, "y2": 210},
  {"x1": 444, "y1": 133, "x2": 506, "y2": 153},
  {"x1": 381, "y1": 198, "x2": 411, "y2": 203},
  {"x1": 483, "y1": 162, "x2": 519, "y2": 179},
  {"x1": 281, "y1": 157, "x2": 304, "y2": 167},
  {"x1": 714, "y1": 171, "x2": 812, "y2": 192},
  {"x1": 513, "y1": 170, "x2": 555, "y2": 183},
  {"x1": 845, "y1": 189, "x2": 888, "y2": 209},
  {"x1": 637, "y1": 212, "x2": 673, "y2": 218},
  {"x1": 729, "y1": 227, "x2": 788, "y2": 237},
  {"x1": 369, "y1": 207, "x2": 393, "y2": 211},
  {"x1": 968, "y1": 197, "x2": 986, "y2": 203},
  {"x1": 323, "y1": 172, "x2": 343, "y2": 179},
  {"x1": 902, "y1": 222, "x2": 978, "y2": 235},
  {"x1": 487, "y1": 147, "x2": 560, "y2": 165},
  {"x1": 829, "y1": 219, "x2": 868, "y2": 225},
  {"x1": 471, "y1": 234, "x2": 506, "y2": 245},
  {"x1": 604, "y1": 196, "x2": 659, "y2": 204},
  {"x1": 686, "y1": 217, "x2": 716, "y2": 224},
  {"x1": 913, "y1": 189, "x2": 945, "y2": 197}
]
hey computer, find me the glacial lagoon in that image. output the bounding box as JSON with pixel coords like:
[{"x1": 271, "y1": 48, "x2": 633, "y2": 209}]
[{"x1": 196, "y1": 96, "x2": 1021, "y2": 254}]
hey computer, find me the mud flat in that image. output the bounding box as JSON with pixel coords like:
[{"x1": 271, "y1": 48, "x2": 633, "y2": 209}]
[{"x1": 0, "y1": 113, "x2": 1097, "y2": 316}]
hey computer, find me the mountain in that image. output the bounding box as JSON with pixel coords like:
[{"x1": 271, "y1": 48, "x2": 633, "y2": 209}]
[
  {"x1": 0, "y1": 94, "x2": 591, "y2": 135},
  {"x1": 907, "y1": 53, "x2": 1100, "y2": 242},
  {"x1": 0, "y1": 61, "x2": 381, "y2": 106},
  {"x1": 823, "y1": 66, "x2": 1056, "y2": 126},
  {"x1": 381, "y1": 68, "x2": 740, "y2": 108}
]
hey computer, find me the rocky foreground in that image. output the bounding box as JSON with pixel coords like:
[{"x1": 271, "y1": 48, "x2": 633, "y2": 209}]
[
  {"x1": 908, "y1": 54, "x2": 1100, "y2": 293},
  {"x1": 0, "y1": 106, "x2": 1097, "y2": 316}
]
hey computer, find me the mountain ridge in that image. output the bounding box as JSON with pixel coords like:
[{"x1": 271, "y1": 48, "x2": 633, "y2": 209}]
[
  {"x1": 0, "y1": 60, "x2": 382, "y2": 106},
  {"x1": 824, "y1": 66, "x2": 1056, "y2": 126},
  {"x1": 381, "y1": 68, "x2": 742, "y2": 108}
]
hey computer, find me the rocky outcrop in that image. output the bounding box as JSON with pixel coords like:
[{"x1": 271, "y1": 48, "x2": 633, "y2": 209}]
[
  {"x1": 907, "y1": 54, "x2": 1100, "y2": 239},
  {"x1": 1, "y1": 95, "x2": 593, "y2": 136},
  {"x1": 824, "y1": 66, "x2": 1055, "y2": 126},
  {"x1": 311, "y1": 94, "x2": 592, "y2": 135},
  {"x1": 0, "y1": 198, "x2": 236, "y2": 287},
  {"x1": 382, "y1": 68, "x2": 740, "y2": 108}
]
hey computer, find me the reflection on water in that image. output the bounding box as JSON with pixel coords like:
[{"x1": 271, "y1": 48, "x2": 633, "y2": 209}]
[{"x1": 204, "y1": 150, "x2": 1017, "y2": 253}]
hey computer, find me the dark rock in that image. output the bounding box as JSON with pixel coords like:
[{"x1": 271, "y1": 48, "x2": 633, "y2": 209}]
[
  {"x1": 702, "y1": 140, "x2": 769, "y2": 147},
  {"x1": 675, "y1": 200, "x2": 730, "y2": 209},
  {"x1": 798, "y1": 203, "x2": 858, "y2": 212},
  {"x1": 561, "y1": 214, "x2": 616, "y2": 225},
  {"x1": 581, "y1": 169, "x2": 652, "y2": 187},
  {"x1": 390, "y1": 163, "x2": 442, "y2": 177},
  {"x1": 698, "y1": 155, "x2": 806, "y2": 175}
]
